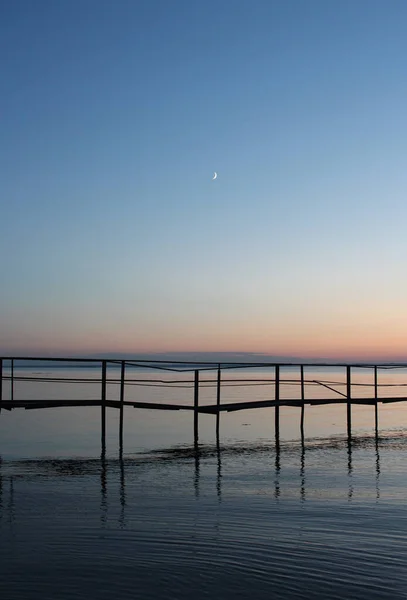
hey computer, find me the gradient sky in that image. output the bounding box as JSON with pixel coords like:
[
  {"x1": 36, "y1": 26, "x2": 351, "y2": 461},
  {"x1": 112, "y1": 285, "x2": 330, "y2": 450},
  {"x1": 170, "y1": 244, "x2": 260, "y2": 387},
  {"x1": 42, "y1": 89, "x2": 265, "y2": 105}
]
[{"x1": 1, "y1": 0, "x2": 407, "y2": 359}]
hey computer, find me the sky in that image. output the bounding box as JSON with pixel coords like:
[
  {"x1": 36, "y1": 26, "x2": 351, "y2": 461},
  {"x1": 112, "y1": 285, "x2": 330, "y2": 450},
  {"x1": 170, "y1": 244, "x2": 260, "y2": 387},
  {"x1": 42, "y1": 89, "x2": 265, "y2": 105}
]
[{"x1": 1, "y1": 0, "x2": 407, "y2": 360}]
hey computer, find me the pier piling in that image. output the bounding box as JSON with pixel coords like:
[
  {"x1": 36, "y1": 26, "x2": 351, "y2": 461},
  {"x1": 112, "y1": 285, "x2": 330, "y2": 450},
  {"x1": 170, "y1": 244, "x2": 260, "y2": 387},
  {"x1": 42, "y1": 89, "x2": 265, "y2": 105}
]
[
  {"x1": 275, "y1": 365, "x2": 280, "y2": 447},
  {"x1": 0, "y1": 358, "x2": 2, "y2": 412},
  {"x1": 11, "y1": 359, "x2": 14, "y2": 403},
  {"x1": 101, "y1": 360, "x2": 107, "y2": 450},
  {"x1": 374, "y1": 366, "x2": 378, "y2": 436},
  {"x1": 346, "y1": 366, "x2": 352, "y2": 439},
  {"x1": 194, "y1": 370, "x2": 199, "y2": 445},
  {"x1": 119, "y1": 361, "x2": 126, "y2": 451},
  {"x1": 300, "y1": 365, "x2": 305, "y2": 442},
  {"x1": 216, "y1": 365, "x2": 221, "y2": 439}
]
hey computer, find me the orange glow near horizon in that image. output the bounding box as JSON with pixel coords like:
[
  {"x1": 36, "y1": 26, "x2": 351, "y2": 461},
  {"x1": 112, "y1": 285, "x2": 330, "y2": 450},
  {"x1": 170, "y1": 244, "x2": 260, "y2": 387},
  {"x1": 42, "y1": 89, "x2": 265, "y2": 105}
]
[
  {"x1": 3, "y1": 302, "x2": 407, "y2": 360},
  {"x1": 4, "y1": 325, "x2": 407, "y2": 361}
]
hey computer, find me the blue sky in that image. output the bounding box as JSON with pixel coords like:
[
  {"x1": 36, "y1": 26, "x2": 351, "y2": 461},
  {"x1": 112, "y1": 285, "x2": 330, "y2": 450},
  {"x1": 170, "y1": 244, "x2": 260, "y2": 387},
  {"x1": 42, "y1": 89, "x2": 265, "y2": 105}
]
[{"x1": 1, "y1": 0, "x2": 407, "y2": 358}]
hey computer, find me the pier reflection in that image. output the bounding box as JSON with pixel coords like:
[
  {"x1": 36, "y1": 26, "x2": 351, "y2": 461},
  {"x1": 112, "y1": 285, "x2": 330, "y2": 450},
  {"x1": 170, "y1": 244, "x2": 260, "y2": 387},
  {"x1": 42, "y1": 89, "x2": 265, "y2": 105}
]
[
  {"x1": 347, "y1": 436, "x2": 353, "y2": 500},
  {"x1": 194, "y1": 443, "x2": 200, "y2": 499},
  {"x1": 100, "y1": 451, "x2": 108, "y2": 527},
  {"x1": 8, "y1": 478, "x2": 14, "y2": 524},
  {"x1": 0, "y1": 466, "x2": 15, "y2": 527},
  {"x1": 0, "y1": 435, "x2": 387, "y2": 526},
  {"x1": 300, "y1": 443, "x2": 305, "y2": 502},
  {"x1": 375, "y1": 438, "x2": 381, "y2": 500},
  {"x1": 216, "y1": 439, "x2": 222, "y2": 502},
  {"x1": 274, "y1": 445, "x2": 281, "y2": 499},
  {"x1": 267, "y1": 436, "x2": 383, "y2": 502},
  {"x1": 119, "y1": 454, "x2": 126, "y2": 528}
]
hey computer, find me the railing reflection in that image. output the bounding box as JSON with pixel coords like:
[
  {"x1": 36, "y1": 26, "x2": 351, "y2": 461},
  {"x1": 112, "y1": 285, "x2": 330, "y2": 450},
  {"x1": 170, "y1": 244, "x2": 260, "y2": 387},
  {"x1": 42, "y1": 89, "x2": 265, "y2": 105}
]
[
  {"x1": 120, "y1": 454, "x2": 126, "y2": 528},
  {"x1": 375, "y1": 438, "x2": 380, "y2": 501},
  {"x1": 93, "y1": 436, "x2": 383, "y2": 511},
  {"x1": 216, "y1": 440, "x2": 222, "y2": 502},
  {"x1": 100, "y1": 450, "x2": 108, "y2": 527},
  {"x1": 300, "y1": 444, "x2": 305, "y2": 502},
  {"x1": 347, "y1": 437, "x2": 353, "y2": 500},
  {"x1": 0, "y1": 436, "x2": 388, "y2": 527},
  {"x1": 194, "y1": 444, "x2": 200, "y2": 499}
]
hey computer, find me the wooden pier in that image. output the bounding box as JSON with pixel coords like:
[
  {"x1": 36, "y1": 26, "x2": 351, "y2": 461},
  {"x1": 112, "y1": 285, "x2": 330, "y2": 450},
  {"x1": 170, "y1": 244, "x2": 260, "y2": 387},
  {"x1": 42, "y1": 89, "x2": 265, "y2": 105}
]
[{"x1": 1, "y1": 356, "x2": 407, "y2": 451}]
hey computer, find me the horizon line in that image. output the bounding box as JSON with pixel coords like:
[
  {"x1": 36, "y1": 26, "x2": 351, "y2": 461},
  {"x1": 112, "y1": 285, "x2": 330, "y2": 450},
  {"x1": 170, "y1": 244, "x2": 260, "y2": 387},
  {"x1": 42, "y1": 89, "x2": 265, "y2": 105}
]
[{"x1": 2, "y1": 352, "x2": 407, "y2": 368}]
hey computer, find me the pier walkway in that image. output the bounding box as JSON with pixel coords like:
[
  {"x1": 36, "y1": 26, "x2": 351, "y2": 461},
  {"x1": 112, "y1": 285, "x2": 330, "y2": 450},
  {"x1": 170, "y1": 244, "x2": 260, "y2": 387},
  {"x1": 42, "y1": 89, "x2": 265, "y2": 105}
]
[{"x1": 2, "y1": 356, "x2": 407, "y2": 445}]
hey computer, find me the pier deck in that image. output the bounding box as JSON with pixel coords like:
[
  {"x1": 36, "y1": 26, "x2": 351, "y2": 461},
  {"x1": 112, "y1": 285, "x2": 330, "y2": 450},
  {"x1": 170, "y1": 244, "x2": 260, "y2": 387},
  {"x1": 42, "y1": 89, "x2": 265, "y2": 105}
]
[
  {"x1": 2, "y1": 356, "x2": 407, "y2": 447},
  {"x1": 1, "y1": 396, "x2": 407, "y2": 413}
]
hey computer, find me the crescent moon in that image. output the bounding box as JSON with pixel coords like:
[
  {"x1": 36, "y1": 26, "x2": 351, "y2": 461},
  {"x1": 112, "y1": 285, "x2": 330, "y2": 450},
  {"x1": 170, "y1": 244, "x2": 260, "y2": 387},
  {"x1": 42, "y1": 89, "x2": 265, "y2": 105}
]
[{"x1": 212, "y1": 172, "x2": 217, "y2": 180}]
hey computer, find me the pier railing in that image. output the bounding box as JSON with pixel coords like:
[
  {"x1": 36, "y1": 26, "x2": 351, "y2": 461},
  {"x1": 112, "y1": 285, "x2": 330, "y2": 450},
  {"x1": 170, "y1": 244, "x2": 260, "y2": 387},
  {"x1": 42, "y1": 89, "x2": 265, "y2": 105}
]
[{"x1": 2, "y1": 356, "x2": 407, "y2": 447}]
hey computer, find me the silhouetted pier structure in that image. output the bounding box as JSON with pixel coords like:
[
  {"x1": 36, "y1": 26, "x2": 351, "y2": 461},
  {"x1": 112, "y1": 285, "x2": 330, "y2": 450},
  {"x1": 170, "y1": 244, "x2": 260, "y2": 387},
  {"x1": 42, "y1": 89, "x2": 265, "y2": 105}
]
[{"x1": 1, "y1": 356, "x2": 407, "y2": 450}]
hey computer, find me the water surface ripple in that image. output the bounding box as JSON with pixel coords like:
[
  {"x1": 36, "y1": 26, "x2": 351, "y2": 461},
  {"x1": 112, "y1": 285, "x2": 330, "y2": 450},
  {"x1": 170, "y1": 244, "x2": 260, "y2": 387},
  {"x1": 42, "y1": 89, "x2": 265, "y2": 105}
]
[{"x1": 2, "y1": 437, "x2": 407, "y2": 599}]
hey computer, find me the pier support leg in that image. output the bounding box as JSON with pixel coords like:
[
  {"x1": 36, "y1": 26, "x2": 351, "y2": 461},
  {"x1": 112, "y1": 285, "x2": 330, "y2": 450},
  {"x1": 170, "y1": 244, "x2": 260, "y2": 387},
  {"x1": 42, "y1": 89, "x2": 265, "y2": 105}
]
[
  {"x1": 300, "y1": 443, "x2": 305, "y2": 502},
  {"x1": 11, "y1": 359, "x2": 14, "y2": 403},
  {"x1": 193, "y1": 377, "x2": 200, "y2": 493},
  {"x1": 216, "y1": 366, "x2": 221, "y2": 443},
  {"x1": 300, "y1": 365, "x2": 305, "y2": 444},
  {"x1": 194, "y1": 370, "x2": 199, "y2": 446},
  {"x1": 346, "y1": 365, "x2": 352, "y2": 441},
  {"x1": 275, "y1": 365, "x2": 280, "y2": 448},
  {"x1": 374, "y1": 366, "x2": 379, "y2": 438},
  {"x1": 101, "y1": 360, "x2": 107, "y2": 454},
  {"x1": 375, "y1": 434, "x2": 380, "y2": 500},
  {"x1": 0, "y1": 358, "x2": 2, "y2": 413},
  {"x1": 119, "y1": 361, "x2": 125, "y2": 455}
]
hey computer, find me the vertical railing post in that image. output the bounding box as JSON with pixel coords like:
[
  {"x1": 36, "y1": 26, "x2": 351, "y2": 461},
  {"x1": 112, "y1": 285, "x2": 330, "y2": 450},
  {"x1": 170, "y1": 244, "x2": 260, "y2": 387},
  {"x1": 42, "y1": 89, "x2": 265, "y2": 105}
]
[
  {"x1": 216, "y1": 365, "x2": 221, "y2": 441},
  {"x1": 346, "y1": 365, "x2": 352, "y2": 439},
  {"x1": 194, "y1": 370, "x2": 199, "y2": 445},
  {"x1": 275, "y1": 365, "x2": 280, "y2": 446},
  {"x1": 119, "y1": 360, "x2": 126, "y2": 452},
  {"x1": 374, "y1": 366, "x2": 378, "y2": 436},
  {"x1": 11, "y1": 359, "x2": 14, "y2": 402},
  {"x1": 0, "y1": 358, "x2": 3, "y2": 411},
  {"x1": 300, "y1": 365, "x2": 305, "y2": 442},
  {"x1": 101, "y1": 360, "x2": 107, "y2": 452}
]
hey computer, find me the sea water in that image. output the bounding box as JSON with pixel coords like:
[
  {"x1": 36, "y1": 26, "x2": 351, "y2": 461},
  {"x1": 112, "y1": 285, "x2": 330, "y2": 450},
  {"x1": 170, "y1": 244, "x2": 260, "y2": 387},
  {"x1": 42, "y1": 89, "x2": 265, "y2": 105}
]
[{"x1": 1, "y1": 366, "x2": 407, "y2": 599}]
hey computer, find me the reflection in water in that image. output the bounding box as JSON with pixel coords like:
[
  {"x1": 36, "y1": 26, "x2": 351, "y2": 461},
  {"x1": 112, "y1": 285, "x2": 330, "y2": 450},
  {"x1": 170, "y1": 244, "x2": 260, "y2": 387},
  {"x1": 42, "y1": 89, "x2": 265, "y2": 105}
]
[
  {"x1": 376, "y1": 439, "x2": 381, "y2": 501},
  {"x1": 8, "y1": 478, "x2": 14, "y2": 524},
  {"x1": 0, "y1": 463, "x2": 14, "y2": 526},
  {"x1": 194, "y1": 444, "x2": 200, "y2": 499},
  {"x1": 275, "y1": 445, "x2": 281, "y2": 499},
  {"x1": 216, "y1": 441, "x2": 222, "y2": 502},
  {"x1": 100, "y1": 451, "x2": 107, "y2": 527},
  {"x1": 0, "y1": 474, "x2": 16, "y2": 526},
  {"x1": 119, "y1": 455, "x2": 126, "y2": 528},
  {"x1": 0, "y1": 435, "x2": 392, "y2": 530},
  {"x1": 300, "y1": 444, "x2": 305, "y2": 502},
  {"x1": 98, "y1": 453, "x2": 127, "y2": 527},
  {"x1": 191, "y1": 437, "x2": 223, "y2": 501},
  {"x1": 1, "y1": 439, "x2": 407, "y2": 600},
  {"x1": 347, "y1": 436, "x2": 353, "y2": 500}
]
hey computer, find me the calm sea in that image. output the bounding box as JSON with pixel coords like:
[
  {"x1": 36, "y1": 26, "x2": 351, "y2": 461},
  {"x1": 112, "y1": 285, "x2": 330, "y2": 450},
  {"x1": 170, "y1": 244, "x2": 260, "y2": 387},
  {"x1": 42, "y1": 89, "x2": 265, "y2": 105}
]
[{"x1": 2, "y1": 366, "x2": 407, "y2": 599}]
